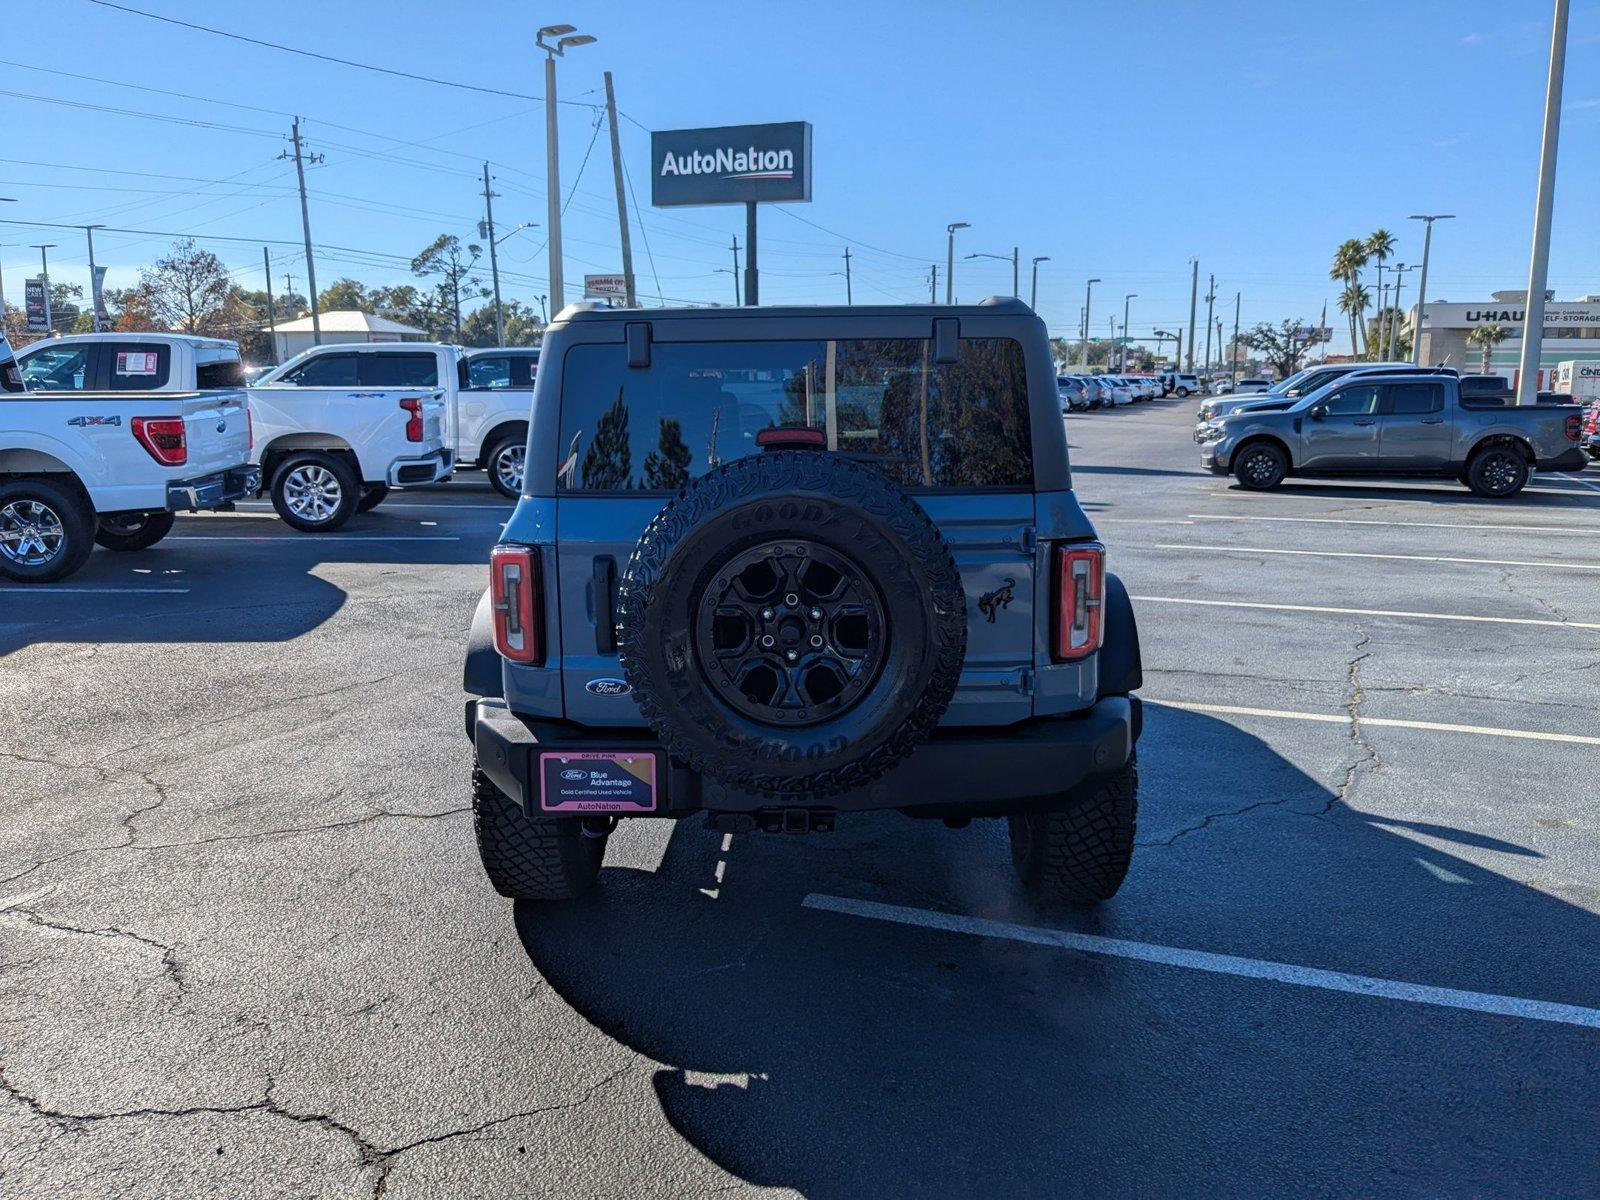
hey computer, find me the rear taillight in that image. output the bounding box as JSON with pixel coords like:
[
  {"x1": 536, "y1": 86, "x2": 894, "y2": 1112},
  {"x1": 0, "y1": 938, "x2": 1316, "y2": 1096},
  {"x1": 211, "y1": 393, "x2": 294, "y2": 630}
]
[
  {"x1": 1565, "y1": 413, "x2": 1582, "y2": 441},
  {"x1": 246, "y1": 405, "x2": 254, "y2": 452},
  {"x1": 1053, "y1": 543, "x2": 1105, "y2": 662},
  {"x1": 400, "y1": 397, "x2": 425, "y2": 443},
  {"x1": 131, "y1": 417, "x2": 187, "y2": 467},
  {"x1": 490, "y1": 545, "x2": 543, "y2": 664}
]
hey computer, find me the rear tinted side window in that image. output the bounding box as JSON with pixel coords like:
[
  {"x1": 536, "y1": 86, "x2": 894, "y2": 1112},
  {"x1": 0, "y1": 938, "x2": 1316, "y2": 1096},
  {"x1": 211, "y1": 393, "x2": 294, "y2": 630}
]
[
  {"x1": 558, "y1": 337, "x2": 1033, "y2": 492},
  {"x1": 1384, "y1": 382, "x2": 1444, "y2": 415},
  {"x1": 359, "y1": 352, "x2": 438, "y2": 387},
  {"x1": 280, "y1": 353, "x2": 358, "y2": 386},
  {"x1": 197, "y1": 359, "x2": 245, "y2": 389},
  {"x1": 106, "y1": 345, "x2": 172, "y2": 390}
]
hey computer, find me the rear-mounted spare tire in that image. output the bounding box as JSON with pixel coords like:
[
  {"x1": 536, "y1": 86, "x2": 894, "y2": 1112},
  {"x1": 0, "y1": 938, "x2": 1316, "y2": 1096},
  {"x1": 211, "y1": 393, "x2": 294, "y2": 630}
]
[{"x1": 618, "y1": 451, "x2": 967, "y2": 799}]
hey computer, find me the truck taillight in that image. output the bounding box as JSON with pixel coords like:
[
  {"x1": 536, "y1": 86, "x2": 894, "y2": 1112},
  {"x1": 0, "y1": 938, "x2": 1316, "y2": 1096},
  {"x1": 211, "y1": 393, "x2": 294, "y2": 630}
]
[
  {"x1": 131, "y1": 417, "x2": 187, "y2": 467},
  {"x1": 400, "y1": 397, "x2": 425, "y2": 443},
  {"x1": 1053, "y1": 543, "x2": 1105, "y2": 662},
  {"x1": 246, "y1": 405, "x2": 254, "y2": 452},
  {"x1": 491, "y1": 545, "x2": 543, "y2": 664},
  {"x1": 1564, "y1": 413, "x2": 1582, "y2": 441}
]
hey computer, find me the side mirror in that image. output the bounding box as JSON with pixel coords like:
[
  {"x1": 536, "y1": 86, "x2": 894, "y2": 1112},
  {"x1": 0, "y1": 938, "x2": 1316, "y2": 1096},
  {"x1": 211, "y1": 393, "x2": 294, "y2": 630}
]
[{"x1": 1308, "y1": 403, "x2": 1329, "y2": 420}]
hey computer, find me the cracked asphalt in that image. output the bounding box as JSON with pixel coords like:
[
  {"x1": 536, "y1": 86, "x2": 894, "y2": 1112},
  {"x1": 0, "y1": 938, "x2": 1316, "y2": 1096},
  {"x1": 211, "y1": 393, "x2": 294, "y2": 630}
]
[{"x1": 3, "y1": 406, "x2": 1599, "y2": 1198}]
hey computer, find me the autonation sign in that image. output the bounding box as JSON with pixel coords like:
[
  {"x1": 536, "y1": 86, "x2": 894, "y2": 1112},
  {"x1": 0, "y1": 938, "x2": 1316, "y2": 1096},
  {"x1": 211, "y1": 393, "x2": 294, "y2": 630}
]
[{"x1": 651, "y1": 122, "x2": 812, "y2": 207}]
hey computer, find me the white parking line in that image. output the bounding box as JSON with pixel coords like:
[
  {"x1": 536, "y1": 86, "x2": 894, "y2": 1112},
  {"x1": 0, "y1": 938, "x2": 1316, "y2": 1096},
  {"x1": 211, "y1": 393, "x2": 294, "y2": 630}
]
[
  {"x1": 1129, "y1": 595, "x2": 1600, "y2": 631},
  {"x1": 232, "y1": 503, "x2": 511, "y2": 513},
  {"x1": 1185, "y1": 513, "x2": 1600, "y2": 536},
  {"x1": 802, "y1": 894, "x2": 1600, "y2": 1029},
  {"x1": 1149, "y1": 699, "x2": 1600, "y2": 747},
  {"x1": 164, "y1": 535, "x2": 461, "y2": 542},
  {"x1": 1148, "y1": 542, "x2": 1600, "y2": 572},
  {"x1": 0, "y1": 587, "x2": 190, "y2": 595}
]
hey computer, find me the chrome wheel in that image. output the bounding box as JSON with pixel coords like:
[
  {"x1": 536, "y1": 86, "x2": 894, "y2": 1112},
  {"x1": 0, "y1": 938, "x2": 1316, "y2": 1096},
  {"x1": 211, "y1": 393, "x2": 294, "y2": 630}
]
[
  {"x1": 0, "y1": 499, "x2": 66, "y2": 567},
  {"x1": 282, "y1": 464, "x2": 344, "y2": 524},
  {"x1": 493, "y1": 442, "x2": 526, "y2": 495}
]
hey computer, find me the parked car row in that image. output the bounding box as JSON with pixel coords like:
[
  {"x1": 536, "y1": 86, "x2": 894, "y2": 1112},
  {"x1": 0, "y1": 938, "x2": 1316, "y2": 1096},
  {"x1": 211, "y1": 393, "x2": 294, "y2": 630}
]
[
  {"x1": 1057, "y1": 373, "x2": 1163, "y2": 411},
  {"x1": 0, "y1": 329, "x2": 542, "y2": 583}
]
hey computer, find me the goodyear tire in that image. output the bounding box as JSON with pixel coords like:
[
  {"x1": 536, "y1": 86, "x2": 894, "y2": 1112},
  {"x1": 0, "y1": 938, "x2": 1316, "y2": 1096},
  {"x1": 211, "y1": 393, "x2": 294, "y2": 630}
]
[
  {"x1": 95, "y1": 510, "x2": 176, "y2": 551},
  {"x1": 473, "y1": 766, "x2": 605, "y2": 900},
  {"x1": 618, "y1": 451, "x2": 967, "y2": 799},
  {"x1": 1009, "y1": 756, "x2": 1138, "y2": 906}
]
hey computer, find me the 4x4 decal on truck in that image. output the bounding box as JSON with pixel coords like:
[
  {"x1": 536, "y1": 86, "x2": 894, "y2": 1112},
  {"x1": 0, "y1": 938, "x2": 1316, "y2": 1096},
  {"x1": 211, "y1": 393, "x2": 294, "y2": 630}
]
[
  {"x1": 67, "y1": 415, "x2": 122, "y2": 427},
  {"x1": 978, "y1": 577, "x2": 1016, "y2": 623}
]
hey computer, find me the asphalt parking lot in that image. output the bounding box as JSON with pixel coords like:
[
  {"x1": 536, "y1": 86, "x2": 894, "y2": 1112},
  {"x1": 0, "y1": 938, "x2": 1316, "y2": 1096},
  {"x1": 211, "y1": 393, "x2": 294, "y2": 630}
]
[{"x1": 4, "y1": 404, "x2": 1599, "y2": 1198}]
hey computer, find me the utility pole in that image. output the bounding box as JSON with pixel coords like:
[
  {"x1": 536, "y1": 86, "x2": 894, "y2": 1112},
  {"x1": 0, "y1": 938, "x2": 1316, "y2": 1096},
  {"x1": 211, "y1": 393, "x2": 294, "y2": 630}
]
[
  {"x1": 1390, "y1": 265, "x2": 1413, "y2": 362},
  {"x1": 1010, "y1": 246, "x2": 1019, "y2": 298},
  {"x1": 1121, "y1": 293, "x2": 1137, "y2": 370},
  {"x1": 841, "y1": 247, "x2": 853, "y2": 305},
  {"x1": 1518, "y1": 0, "x2": 1568, "y2": 403},
  {"x1": 1186, "y1": 258, "x2": 1199, "y2": 371},
  {"x1": 482, "y1": 162, "x2": 506, "y2": 345},
  {"x1": 1231, "y1": 291, "x2": 1241, "y2": 384},
  {"x1": 603, "y1": 71, "x2": 636, "y2": 308},
  {"x1": 263, "y1": 248, "x2": 278, "y2": 365},
  {"x1": 928, "y1": 264, "x2": 937, "y2": 304},
  {"x1": 1202, "y1": 273, "x2": 1216, "y2": 374},
  {"x1": 1081, "y1": 278, "x2": 1100, "y2": 368},
  {"x1": 31, "y1": 244, "x2": 55, "y2": 332},
  {"x1": 281, "y1": 118, "x2": 324, "y2": 345},
  {"x1": 730, "y1": 236, "x2": 742, "y2": 306},
  {"x1": 1375, "y1": 281, "x2": 1389, "y2": 359},
  {"x1": 744, "y1": 202, "x2": 759, "y2": 306},
  {"x1": 82, "y1": 225, "x2": 105, "y2": 331},
  {"x1": 1408, "y1": 214, "x2": 1454, "y2": 365}
]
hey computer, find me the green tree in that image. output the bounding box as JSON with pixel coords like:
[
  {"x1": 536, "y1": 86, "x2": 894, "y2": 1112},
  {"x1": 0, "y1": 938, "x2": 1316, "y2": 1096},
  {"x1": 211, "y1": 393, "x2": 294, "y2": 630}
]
[
  {"x1": 137, "y1": 239, "x2": 235, "y2": 334},
  {"x1": 458, "y1": 300, "x2": 544, "y2": 348},
  {"x1": 1240, "y1": 319, "x2": 1315, "y2": 379},
  {"x1": 411, "y1": 234, "x2": 487, "y2": 342},
  {"x1": 317, "y1": 277, "x2": 374, "y2": 313},
  {"x1": 643, "y1": 418, "x2": 692, "y2": 491},
  {"x1": 1337, "y1": 282, "x2": 1371, "y2": 354},
  {"x1": 1467, "y1": 323, "x2": 1509, "y2": 375},
  {"x1": 1330, "y1": 238, "x2": 1370, "y2": 353}
]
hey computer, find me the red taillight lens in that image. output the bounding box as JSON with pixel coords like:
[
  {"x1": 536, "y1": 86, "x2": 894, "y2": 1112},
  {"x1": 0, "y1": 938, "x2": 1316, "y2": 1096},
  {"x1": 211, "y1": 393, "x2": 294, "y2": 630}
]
[
  {"x1": 400, "y1": 397, "x2": 425, "y2": 443},
  {"x1": 1564, "y1": 413, "x2": 1581, "y2": 441},
  {"x1": 1054, "y1": 543, "x2": 1105, "y2": 662},
  {"x1": 246, "y1": 405, "x2": 254, "y2": 452},
  {"x1": 131, "y1": 417, "x2": 187, "y2": 466},
  {"x1": 490, "y1": 545, "x2": 543, "y2": 664}
]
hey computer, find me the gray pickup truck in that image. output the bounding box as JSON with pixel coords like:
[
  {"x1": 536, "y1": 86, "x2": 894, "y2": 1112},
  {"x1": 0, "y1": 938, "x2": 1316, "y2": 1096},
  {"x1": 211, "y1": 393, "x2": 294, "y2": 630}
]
[
  {"x1": 1196, "y1": 370, "x2": 1589, "y2": 497},
  {"x1": 463, "y1": 299, "x2": 1144, "y2": 910}
]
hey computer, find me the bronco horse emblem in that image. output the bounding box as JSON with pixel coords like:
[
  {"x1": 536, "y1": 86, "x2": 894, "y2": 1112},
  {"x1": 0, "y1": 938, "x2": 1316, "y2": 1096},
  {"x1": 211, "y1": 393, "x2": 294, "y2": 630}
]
[{"x1": 977, "y1": 577, "x2": 1016, "y2": 623}]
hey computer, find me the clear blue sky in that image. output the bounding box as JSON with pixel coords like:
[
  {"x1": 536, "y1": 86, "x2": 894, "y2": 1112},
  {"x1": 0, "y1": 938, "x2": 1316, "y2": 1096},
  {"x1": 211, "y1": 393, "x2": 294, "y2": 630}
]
[{"x1": 3, "y1": 0, "x2": 1598, "y2": 353}]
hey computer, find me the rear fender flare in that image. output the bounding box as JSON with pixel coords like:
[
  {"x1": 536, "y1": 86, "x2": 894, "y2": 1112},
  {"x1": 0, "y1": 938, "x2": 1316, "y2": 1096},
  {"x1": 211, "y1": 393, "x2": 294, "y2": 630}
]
[{"x1": 463, "y1": 588, "x2": 503, "y2": 699}]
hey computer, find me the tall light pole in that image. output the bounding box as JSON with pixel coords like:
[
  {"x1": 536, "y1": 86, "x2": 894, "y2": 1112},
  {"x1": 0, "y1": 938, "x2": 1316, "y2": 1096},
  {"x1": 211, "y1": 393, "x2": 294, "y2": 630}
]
[
  {"x1": 1517, "y1": 0, "x2": 1569, "y2": 404},
  {"x1": 1408, "y1": 214, "x2": 1454, "y2": 365},
  {"x1": 1186, "y1": 257, "x2": 1199, "y2": 371},
  {"x1": 1230, "y1": 291, "x2": 1241, "y2": 384},
  {"x1": 1390, "y1": 264, "x2": 1416, "y2": 362},
  {"x1": 1030, "y1": 256, "x2": 1049, "y2": 310},
  {"x1": 1202, "y1": 274, "x2": 1216, "y2": 374},
  {"x1": 31, "y1": 244, "x2": 56, "y2": 332},
  {"x1": 945, "y1": 222, "x2": 969, "y2": 304},
  {"x1": 0, "y1": 198, "x2": 17, "y2": 322},
  {"x1": 966, "y1": 250, "x2": 1018, "y2": 299},
  {"x1": 1120, "y1": 294, "x2": 1137, "y2": 369},
  {"x1": 82, "y1": 224, "x2": 105, "y2": 331},
  {"x1": 537, "y1": 23, "x2": 596, "y2": 319},
  {"x1": 1080, "y1": 277, "x2": 1101, "y2": 368}
]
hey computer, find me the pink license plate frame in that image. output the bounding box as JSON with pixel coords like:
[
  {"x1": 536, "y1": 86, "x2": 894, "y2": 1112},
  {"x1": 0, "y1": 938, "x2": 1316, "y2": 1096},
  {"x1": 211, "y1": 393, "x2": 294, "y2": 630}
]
[{"x1": 538, "y1": 751, "x2": 659, "y2": 814}]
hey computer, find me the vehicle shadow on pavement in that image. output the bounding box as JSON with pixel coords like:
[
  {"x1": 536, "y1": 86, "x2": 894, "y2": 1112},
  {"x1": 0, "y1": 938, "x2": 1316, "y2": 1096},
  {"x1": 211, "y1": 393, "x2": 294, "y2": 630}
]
[
  {"x1": 513, "y1": 705, "x2": 1600, "y2": 1196},
  {"x1": 1230, "y1": 480, "x2": 1600, "y2": 508}
]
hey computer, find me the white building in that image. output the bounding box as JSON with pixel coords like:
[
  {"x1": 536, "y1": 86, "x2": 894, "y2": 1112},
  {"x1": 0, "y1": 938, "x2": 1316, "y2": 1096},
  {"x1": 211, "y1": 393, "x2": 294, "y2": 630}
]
[
  {"x1": 270, "y1": 310, "x2": 429, "y2": 362},
  {"x1": 1413, "y1": 290, "x2": 1600, "y2": 387}
]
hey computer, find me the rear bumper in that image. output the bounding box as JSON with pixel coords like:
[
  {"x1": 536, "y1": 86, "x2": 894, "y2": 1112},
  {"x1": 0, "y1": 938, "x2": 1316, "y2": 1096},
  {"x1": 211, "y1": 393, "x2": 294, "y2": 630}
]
[
  {"x1": 388, "y1": 448, "x2": 455, "y2": 487},
  {"x1": 468, "y1": 695, "x2": 1139, "y2": 820},
  {"x1": 165, "y1": 465, "x2": 261, "y2": 513},
  {"x1": 1541, "y1": 446, "x2": 1590, "y2": 472}
]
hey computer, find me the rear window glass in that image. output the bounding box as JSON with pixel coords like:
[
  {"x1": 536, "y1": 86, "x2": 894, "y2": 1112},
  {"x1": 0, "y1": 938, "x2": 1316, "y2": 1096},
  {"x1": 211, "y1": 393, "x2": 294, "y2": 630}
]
[
  {"x1": 197, "y1": 358, "x2": 245, "y2": 389},
  {"x1": 359, "y1": 352, "x2": 437, "y2": 387},
  {"x1": 558, "y1": 337, "x2": 1033, "y2": 492}
]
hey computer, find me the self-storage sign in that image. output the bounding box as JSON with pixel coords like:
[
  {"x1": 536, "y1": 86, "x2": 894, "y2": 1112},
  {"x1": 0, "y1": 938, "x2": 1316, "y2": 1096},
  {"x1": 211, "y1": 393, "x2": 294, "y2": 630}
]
[{"x1": 651, "y1": 122, "x2": 812, "y2": 207}]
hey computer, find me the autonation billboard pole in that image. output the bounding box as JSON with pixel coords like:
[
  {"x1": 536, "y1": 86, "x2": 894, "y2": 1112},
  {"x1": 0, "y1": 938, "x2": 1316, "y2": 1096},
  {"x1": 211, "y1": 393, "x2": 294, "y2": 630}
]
[{"x1": 651, "y1": 122, "x2": 812, "y2": 306}]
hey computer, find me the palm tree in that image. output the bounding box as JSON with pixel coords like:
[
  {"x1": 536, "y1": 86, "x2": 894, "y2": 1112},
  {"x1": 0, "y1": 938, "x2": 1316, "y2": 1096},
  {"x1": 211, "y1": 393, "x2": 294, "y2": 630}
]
[
  {"x1": 1330, "y1": 238, "x2": 1370, "y2": 353},
  {"x1": 1338, "y1": 282, "x2": 1371, "y2": 353},
  {"x1": 1466, "y1": 323, "x2": 1509, "y2": 375},
  {"x1": 1365, "y1": 229, "x2": 1397, "y2": 359}
]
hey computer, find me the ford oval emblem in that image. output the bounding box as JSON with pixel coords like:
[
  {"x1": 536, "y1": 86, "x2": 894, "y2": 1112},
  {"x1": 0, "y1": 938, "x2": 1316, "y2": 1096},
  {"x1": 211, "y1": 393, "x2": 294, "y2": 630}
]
[
  {"x1": 586, "y1": 677, "x2": 631, "y2": 696},
  {"x1": 560, "y1": 768, "x2": 589, "y2": 781},
  {"x1": 216, "y1": 420, "x2": 227, "y2": 433}
]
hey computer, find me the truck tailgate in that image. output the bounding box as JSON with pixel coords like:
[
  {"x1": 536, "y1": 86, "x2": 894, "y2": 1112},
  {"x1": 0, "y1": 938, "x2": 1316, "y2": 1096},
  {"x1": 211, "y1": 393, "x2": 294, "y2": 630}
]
[{"x1": 174, "y1": 389, "x2": 251, "y2": 475}]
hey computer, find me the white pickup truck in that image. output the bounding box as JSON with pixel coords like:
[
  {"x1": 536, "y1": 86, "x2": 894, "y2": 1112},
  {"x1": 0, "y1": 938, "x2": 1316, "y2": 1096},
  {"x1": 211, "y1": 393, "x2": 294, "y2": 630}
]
[
  {"x1": 257, "y1": 342, "x2": 536, "y2": 499},
  {"x1": 17, "y1": 333, "x2": 457, "y2": 533},
  {"x1": 1, "y1": 331, "x2": 259, "y2": 583}
]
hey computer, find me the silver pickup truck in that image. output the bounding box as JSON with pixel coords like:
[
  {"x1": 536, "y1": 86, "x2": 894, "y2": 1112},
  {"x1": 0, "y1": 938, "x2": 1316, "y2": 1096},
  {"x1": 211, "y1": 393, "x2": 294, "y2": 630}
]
[{"x1": 1196, "y1": 370, "x2": 1588, "y2": 498}]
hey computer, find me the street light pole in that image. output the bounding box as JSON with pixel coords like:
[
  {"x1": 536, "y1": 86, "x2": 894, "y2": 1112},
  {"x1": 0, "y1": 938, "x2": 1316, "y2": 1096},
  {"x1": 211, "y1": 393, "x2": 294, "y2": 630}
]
[
  {"x1": 1231, "y1": 291, "x2": 1241, "y2": 385},
  {"x1": 1030, "y1": 256, "x2": 1049, "y2": 310},
  {"x1": 1186, "y1": 257, "x2": 1199, "y2": 371},
  {"x1": 1121, "y1": 293, "x2": 1137, "y2": 370},
  {"x1": 537, "y1": 23, "x2": 597, "y2": 319},
  {"x1": 1080, "y1": 277, "x2": 1100, "y2": 368},
  {"x1": 1408, "y1": 214, "x2": 1454, "y2": 365},
  {"x1": 1010, "y1": 246, "x2": 1019, "y2": 298},
  {"x1": 82, "y1": 224, "x2": 105, "y2": 331},
  {"x1": 1517, "y1": 0, "x2": 1569, "y2": 404},
  {"x1": 945, "y1": 222, "x2": 968, "y2": 304},
  {"x1": 1202, "y1": 274, "x2": 1216, "y2": 375}
]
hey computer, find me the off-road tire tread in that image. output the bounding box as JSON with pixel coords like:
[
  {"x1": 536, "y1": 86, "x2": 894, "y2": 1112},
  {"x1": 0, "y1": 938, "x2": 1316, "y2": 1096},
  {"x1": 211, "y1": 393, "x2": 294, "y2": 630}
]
[
  {"x1": 472, "y1": 767, "x2": 604, "y2": 900},
  {"x1": 617, "y1": 451, "x2": 966, "y2": 799},
  {"x1": 1010, "y1": 758, "x2": 1138, "y2": 906}
]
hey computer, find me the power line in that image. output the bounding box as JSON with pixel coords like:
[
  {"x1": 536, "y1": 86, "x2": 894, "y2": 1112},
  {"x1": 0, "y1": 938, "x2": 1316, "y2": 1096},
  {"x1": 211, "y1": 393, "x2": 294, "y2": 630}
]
[
  {"x1": 84, "y1": 0, "x2": 593, "y2": 107},
  {"x1": 0, "y1": 88, "x2": 282, "y2": 138}
]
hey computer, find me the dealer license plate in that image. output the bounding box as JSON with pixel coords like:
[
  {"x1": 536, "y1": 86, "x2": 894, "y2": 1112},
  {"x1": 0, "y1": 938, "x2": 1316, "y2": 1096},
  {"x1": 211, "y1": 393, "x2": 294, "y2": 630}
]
[{"x1": 539, "y1": 751, "x2": 658, "y2": 814}]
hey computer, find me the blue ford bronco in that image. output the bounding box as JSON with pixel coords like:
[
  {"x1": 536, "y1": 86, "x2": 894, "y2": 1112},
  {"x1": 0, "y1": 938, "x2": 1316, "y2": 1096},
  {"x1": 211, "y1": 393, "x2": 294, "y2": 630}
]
[{"x1": 464, "y1": 299, "x2": 1143, "y2": 905}]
